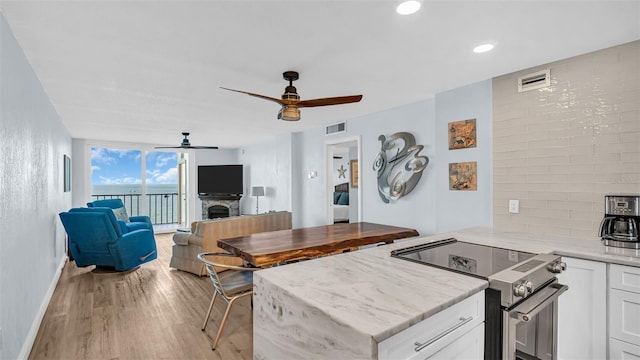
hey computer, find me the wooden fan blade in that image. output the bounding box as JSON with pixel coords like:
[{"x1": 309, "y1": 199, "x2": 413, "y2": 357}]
[
  {"x1": 220, "y1": 87, "x2": 290, "y2": 105},
  {"x1": 296, "y1": 95, "x2": 362, "y2": 108}
]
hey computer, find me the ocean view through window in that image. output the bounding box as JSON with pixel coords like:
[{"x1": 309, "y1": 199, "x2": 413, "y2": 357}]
[{"x1": 91, "y1": 147, "x2": 179, "y2": 225}]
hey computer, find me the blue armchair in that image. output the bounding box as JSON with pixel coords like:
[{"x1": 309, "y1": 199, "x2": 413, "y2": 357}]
[
  {"x1": 59, "y1": 207, "x2": 157, "y2": 271},
  {"x1": 87, "y1": 198, "x2": 153, "y2": 232}
]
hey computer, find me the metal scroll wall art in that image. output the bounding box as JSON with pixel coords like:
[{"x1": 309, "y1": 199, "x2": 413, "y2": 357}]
[{"x1": 373, "y1": 132, "x2": 429, "y2": 203}]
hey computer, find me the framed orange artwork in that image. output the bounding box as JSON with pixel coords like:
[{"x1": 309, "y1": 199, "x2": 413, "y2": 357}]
[
  {"x1": 449, "y1": 162, "x2": 477, "y2": 191},
  {"x1": 448, "y1": 119, "x2": 477, "y2": 150},
  {"x1": 350, "y1": 160, "x2": 359, "y2": 188}
]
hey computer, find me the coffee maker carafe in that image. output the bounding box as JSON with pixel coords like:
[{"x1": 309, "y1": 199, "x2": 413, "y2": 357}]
[{"x1": 600, "y1": 195, "x2": 640, "y2": 249}]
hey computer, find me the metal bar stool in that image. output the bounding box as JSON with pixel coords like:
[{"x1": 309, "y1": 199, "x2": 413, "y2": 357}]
[{"x1": 197, "y1": 252, "x2": 258, "y2": 350}]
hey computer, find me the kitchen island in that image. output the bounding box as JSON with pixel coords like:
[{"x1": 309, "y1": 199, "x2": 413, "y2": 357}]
[{"x1": 253, "y1": 227, "x2": 640, "y2": 359}]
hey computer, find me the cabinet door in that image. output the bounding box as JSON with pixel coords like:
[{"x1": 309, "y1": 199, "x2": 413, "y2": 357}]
[
  {"x1": 557, "y1": 257, "x2": 607, "y2": 360},
  {"x1": 610, "y1": 264, "x2": 640, "y2": 293},
  {"x1": 610, "y1": 338, "x2": 640, "y2": 359},
  {"x1": 610, "y1": 265, "x2": 640, "y2": 348},
  {"x1": 428, "y1": 323, "x2": 484, "y2": 360}
]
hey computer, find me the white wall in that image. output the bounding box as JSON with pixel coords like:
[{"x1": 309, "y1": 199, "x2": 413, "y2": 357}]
[
  {"x1": 295, "y1": 129, "x2": 328, "y2": 227},
  {"x1": 285, "y1": 80, "x2": 493, "y2": 236},
  {"x1": 435, "y1": 80, "x2": 493, "y2": 232},
  {"x1": 0, "y1": 14, "x2": 72, "y2": 359},
  {"x1": 350, "y1": 100, "x2": 437, "y2": 235},
  {"x1": 239, "y1": 133, "x2": 293, "y2": 217},
  {"x1": 295, "y1": 100, "x2": 437, "y2": 235}
]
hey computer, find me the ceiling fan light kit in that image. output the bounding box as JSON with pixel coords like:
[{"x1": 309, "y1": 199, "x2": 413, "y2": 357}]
[
  {"x1": 221, "y1": 70, "x2": 362, "y2": 121},
  {"x1": 279, "y1": 106, "x2": 301, "y2": 121},
  {"x1": 154, "y1": 132, "x2": 219, "y2": 150}
]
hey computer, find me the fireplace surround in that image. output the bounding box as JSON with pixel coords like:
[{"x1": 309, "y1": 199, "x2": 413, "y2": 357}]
[{"x1": 199, "y1": 194, "x2": 241, "y2": 219}]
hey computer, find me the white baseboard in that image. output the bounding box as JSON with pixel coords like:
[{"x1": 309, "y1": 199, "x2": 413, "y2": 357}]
[{"x1": 17, "y1": 256, "x2": 67, "y2": 360}]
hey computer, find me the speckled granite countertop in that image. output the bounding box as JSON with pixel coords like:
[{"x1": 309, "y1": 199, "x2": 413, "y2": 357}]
[{"x1": 253, "y1": 227, "x2": 640, "y2": 354}]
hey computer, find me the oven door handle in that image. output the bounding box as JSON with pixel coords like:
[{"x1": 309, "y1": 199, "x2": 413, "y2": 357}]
[{"x1": 509, "y1": 282, "x2": 568, "y2": 322}]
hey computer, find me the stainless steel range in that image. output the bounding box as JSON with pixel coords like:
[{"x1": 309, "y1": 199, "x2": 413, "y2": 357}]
[{"x1": 391, "y1": 238, "x2": 568, "y2": 360}]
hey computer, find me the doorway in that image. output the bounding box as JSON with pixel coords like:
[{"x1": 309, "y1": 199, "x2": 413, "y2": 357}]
[{"x1": 325, "y1": 136, "x2": 361, "y2": 224}]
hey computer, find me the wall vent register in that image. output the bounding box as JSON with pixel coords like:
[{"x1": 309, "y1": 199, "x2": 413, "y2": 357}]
[
  {"x1": 517, "y1": 69, "x2": 550, "y2": 92},
  {"x1": 326, "y1": 122, "x2": 346, "y2": 135}
]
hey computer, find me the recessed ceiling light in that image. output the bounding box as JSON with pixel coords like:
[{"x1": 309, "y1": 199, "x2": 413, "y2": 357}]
[
  {"x1": 396, "y1": 1, "x2": 421, "y2": 15},
  {"x1": 473, "y1": 43, "x2": 495, "y2": 53}
]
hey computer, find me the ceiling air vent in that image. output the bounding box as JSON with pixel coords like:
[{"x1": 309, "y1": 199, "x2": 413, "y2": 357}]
[
  {"x1": 326, "y1": 122, "x2": 346, "y2": 136},
  {"x1": 517, "y1": 69, "x2": 550, "y2": 92}
]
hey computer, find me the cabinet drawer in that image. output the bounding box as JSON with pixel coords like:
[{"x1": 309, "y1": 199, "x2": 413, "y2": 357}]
[
  {"x1": 609, "y1": 338, "x2": 640, "y2": 359},
  {"x1": 428, "y1": 323, "x2": 484, "y2": 360},
  {"x1": 610, "y1": 288, "x2": 640, "y2": 346},
  {"x1": 610, "y1": 265, "x2": 640, "y2": 294},
  {"x1": 378, "y1": 291, "x2": 485, "y2": 360}
]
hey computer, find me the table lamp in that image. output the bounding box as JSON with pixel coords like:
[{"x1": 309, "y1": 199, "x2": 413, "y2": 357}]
[{"x1": 251, "y1": 186, "x2": 265, "y2": 214}]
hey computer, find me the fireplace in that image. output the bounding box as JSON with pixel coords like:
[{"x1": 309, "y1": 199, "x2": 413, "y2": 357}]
[
  {"x1": 199, "y1": 194, "x2": 241, "y2": 219},
  {"x1": 208, "y1": 205, "x2": 229, "y2": 219}
]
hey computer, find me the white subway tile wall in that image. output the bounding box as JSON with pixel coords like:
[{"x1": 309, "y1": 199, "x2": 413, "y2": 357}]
[{"x1": 493, "y1": 40, "x2": 640, "y2": 240}]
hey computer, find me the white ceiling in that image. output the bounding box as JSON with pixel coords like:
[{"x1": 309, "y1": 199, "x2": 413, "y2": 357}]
[{"x1": 1, "y1": 1, "x2": 639, "y2": 149}]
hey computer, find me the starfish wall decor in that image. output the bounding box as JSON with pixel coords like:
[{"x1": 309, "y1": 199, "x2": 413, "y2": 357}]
[{"x1": 337, "y1": 165, "x2": 347, "y2": 178}]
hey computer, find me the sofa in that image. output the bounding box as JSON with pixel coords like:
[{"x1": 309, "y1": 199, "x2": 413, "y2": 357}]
[{"x1": 169, "y1": 211, "x2": 292, "y2": 275}]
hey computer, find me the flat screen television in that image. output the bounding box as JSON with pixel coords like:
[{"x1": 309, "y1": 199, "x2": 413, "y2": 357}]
[{"x1": 197, "y1": 165, "x2": 243, "y2": 195}]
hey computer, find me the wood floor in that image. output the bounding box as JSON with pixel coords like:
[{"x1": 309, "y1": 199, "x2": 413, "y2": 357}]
[{"x1": 29, "y1": 233, "x2": 253, "y2": 360}]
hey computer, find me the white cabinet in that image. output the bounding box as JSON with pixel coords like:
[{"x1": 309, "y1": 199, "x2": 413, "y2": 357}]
[
  {"x1": 610, "y1": 264, "x2": 640, "y2": 359},
  {"x1": 378, "y1": 291, "x2": 484, "y2": 360},
  {"x1": 428, "y1": 323, "x2": 484, "y2": 360},
  {"x1": 610, "y1": 338, "x2": 640, "y2": 359},
  {"x1": 557, "y1": 257, "x2": 607, "y2": 360}
]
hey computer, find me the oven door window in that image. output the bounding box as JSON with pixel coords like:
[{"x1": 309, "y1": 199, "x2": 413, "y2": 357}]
[{"x1": 506, "y1": 282, "x2": 568, "y2": 360}]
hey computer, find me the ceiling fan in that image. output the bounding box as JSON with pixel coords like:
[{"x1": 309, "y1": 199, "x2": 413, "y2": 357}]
[
  {"x1": 221, "y1": 71, "x2": 363, "y2": 121},
  {"x1": 154, "y1": 132, "x2": 219, "y2": 150}
]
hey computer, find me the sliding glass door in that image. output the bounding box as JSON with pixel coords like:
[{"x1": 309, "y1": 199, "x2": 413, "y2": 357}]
[
  {"x1": 145, "y1": 150, "x2": 180, "y2": 225},
  {"x1": 90, "y1": 147, "x2": 182, "y2": 226}
]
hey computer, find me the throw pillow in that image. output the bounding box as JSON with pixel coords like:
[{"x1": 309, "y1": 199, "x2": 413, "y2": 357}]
[
  {"x1": 337, "y1": 192, "x2": 349, "y2": 205},
  {"x1": 333, "y1": 192, "x2": 341, "y2": 204},
  {"x1": 112, "y1": 207, "x2": 130, "y2": 223}
]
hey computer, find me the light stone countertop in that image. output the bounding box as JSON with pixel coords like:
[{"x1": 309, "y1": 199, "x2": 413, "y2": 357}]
[
  {"x1": 254, "y1": 226, "x2": 640, "y2": 347},
  {"x1": 446, "y1": 227, "x2": 640, "y2": 267}
]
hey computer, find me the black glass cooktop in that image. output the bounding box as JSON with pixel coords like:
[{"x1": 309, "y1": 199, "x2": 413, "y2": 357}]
[{"x1": 391, "y1": 238, "x2": 537, "y2": 279}]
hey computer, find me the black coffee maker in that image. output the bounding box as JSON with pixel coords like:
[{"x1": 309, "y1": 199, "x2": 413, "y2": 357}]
[{"x1": 600, "y1": 195, "x2": 640, "y2": 249}]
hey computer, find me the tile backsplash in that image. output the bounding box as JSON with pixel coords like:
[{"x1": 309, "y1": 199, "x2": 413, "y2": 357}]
[{"x1": 493, "y1": 40, "x2": 640, "y2": 240}]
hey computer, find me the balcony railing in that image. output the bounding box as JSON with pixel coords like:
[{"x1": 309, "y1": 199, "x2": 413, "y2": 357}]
[{"x1": 91, "y1": 193, "x2": 179, "y2": 225}]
